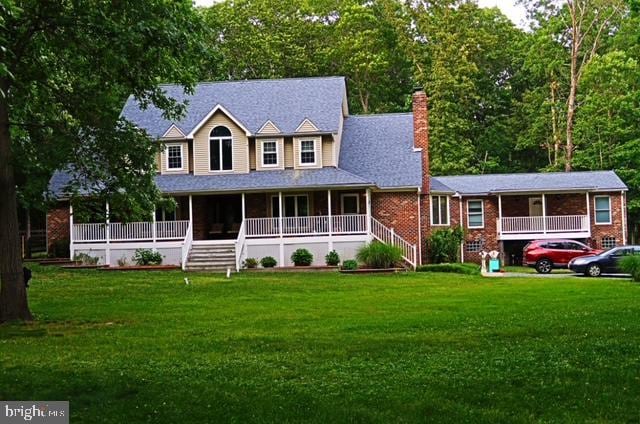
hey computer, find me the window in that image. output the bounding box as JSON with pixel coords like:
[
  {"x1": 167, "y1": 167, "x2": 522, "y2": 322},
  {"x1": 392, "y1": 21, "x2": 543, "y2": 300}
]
[
  {"x1": 209, "y1": 126, "x2": 233, "y2": 171},
  {"x1": 466, "y1": 239, "x2": 483, "y2": 252},
  {"x1": 300, "y1": 139, "x2": 316, "y2": 165},
  {"x1": 594, "y1": 195, "x2": 611, "y2": 224},
  {"x1": 602, "y1": 236, "x2": 617, "y2": 249},
  {"x1": 261, "y1": 139, "x2": 278, "y2": 167},
  {"x1": 467, "y1": 200, "x2": 484, "y2": 228},
  {"x1": 155, "y1": 207, "x2": 176, "y2": 222},
  {"x1": 166, "y1": 144, "x2": 183, "y2": 170},
  {"x1": 271, "y1": 195, "x2": 309, "y2": 217},
  {"x1": 341, "y1": 194, "x2": 360, "y2": 215},
  {"x1": 431, "y1": 195, "x2": 449, "y2": 225}
]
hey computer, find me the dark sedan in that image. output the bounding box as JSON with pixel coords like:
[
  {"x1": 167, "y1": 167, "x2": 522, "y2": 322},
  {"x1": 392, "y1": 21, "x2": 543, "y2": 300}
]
[{"x1": 568, "y1": 245, "x2": 640, "y2": 277}]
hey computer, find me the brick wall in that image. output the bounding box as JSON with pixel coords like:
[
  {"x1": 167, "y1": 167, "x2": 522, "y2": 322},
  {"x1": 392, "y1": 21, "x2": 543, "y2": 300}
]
[
  {"x1": 372, "y1": 191, "x2": 420, "y2": 248},
  {"x1": 412, "y1": 90, "x2": 429, "y2": 193},
  {"x1": 589, "y1": 192, "x2": 626, "y2": 249},
  {"x1": 547, "y1": 193, "x2": 587, "y2": 215},
  {"x1": 461, "y1": 197, "x2": 499, "y2": 264},
  {"x1": 46, "y1": 201, "x2": 70, "y2": 254}
]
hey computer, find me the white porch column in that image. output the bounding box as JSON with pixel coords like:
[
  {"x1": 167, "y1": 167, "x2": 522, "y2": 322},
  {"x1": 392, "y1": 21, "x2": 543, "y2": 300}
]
[
  {"x1": 188, "y1": 195, "x2": 194, "y2": 239},
  {"x1": 241, "y1": 192, "x2": 246, "y2": 221},
  {"x1": 542, "y1": 193, "x2": 547, "y2": 234},
  {"x1": 105, "y1": 202, "x2": 111, "y2": 266},
  {"x1": 151, "y1": 209, "x2": 157, "y2": 250},
  {"x1": 278, "y1": 192, "x2": 284, "y2": 266},
  {"x1": 497, "y1": 194, "x2": 503, "y2": 236},
  {"x1": 458, "y1": 195, "x2": 464, "y2": 263},
  {"x1": 585, "y1": 192, "x2": 591, "y2": 234},
  {"x1": 327, "y1": 190, "x2": 333, "y2": 252},
  {"x1": 366, "y1": 188, "x2": 372, "y2": 241},
  {"x1": 69, "y1": 204, "x2": 74, "y2": 260}
]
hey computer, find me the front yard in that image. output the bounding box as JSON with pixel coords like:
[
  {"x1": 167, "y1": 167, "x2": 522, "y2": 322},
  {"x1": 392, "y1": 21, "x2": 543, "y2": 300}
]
[{"x1": 1, "y1": 266, "x2": 639, "y2": 423}]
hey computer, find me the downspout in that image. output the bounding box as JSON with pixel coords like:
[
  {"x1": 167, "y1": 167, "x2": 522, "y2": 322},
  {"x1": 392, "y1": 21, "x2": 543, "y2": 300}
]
[
  {"x1": 457, "y1": 192, "x2": 464, "y2": 263},
  {"x1": 417, "y1": 187, "x2": 422, "y2": 266}
]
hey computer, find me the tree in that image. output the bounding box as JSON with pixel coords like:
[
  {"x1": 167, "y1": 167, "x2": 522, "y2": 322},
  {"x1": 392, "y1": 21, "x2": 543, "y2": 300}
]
[{"x1": 0, "y1": 0, "x2": 208, "y2": 322}]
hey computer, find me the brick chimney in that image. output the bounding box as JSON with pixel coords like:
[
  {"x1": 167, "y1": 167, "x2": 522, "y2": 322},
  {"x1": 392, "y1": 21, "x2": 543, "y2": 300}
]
[{"x1": 412, "y1": 87, "x2": 429, "y2": 193}]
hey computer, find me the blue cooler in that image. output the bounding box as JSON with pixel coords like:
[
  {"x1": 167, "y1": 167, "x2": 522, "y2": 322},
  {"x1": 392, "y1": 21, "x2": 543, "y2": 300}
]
[{"x1": 489, "y1": 259, "x2": 500, "y2": 272}]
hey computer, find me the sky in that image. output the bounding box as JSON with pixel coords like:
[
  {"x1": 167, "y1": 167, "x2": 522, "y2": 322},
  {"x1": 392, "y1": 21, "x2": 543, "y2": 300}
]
[{"x1": 194, "y1": 0, "x2": 528, "y2": 28}]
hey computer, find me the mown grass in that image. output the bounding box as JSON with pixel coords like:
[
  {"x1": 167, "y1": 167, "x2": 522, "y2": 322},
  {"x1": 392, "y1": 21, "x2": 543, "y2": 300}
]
[{"x1": 1, "y1": 266, "x2": 640, "y2": 423}]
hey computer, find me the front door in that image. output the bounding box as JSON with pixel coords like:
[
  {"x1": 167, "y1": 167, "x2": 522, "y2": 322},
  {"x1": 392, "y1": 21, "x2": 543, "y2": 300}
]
[
  {"x1": 529, "y1": 197, "x2": 543, "y2": 216},
  {"x1": 271, "y1": 195, "x2": 309, "y2": 217}
]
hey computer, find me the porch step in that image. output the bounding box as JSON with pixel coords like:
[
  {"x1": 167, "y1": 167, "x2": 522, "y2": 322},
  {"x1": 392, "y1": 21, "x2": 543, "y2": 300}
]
[{"x1": 185, "y1": 244, "x2": 236, "y2": 272}]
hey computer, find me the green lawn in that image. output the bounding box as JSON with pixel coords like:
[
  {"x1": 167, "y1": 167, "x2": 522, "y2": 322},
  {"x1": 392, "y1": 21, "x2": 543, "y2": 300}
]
[{"x1": 2, "y1": 266, "x2": 640, "y2": 423}]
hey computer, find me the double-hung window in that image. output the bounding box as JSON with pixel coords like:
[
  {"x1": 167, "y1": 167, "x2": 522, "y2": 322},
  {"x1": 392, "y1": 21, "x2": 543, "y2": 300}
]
[
  {"x1": 594, "y1": 195, "x2": 611, "y2": 224},
  {"x1": 261, "y1": 139, "x2": 278, "y2": 167},
  {"x1": 166, "y1": 144, "x2": 183, "y2": 170},
  {"x1": 209, "y1": 126, "x2": 233, "y2": 171},
  {"x1": 299, "y1": 140, "x2": 316, "y2": 165},
  {"x1": 467, "y1": 200, "x2": 484, "y2": 228},
  {"x1": 431, "y1": 195, "x2": 449, "y2": 226},
  {"x1": 272, "y1": 195, "x2": 309, "y2": 217},
  {"x1": 341, "y1": 194, "x2": 360, "y2": 215}
]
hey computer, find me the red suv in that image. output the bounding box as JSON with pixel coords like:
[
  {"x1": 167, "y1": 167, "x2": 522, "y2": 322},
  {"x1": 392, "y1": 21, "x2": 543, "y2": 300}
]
[{"x1": 523, "y1": 240, "x2": 602, "y2": 274}]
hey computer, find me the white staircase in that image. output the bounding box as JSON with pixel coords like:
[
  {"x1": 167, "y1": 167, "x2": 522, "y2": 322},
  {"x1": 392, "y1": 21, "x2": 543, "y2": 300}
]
[{"x1": 185, "y1": 243, "x2": 236, "y2": 272}]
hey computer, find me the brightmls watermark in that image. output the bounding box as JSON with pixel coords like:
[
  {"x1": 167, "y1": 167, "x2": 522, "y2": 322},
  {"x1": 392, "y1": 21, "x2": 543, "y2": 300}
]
[{"x1": 0, "y1": 402, "x2": 68, "y2": 424}]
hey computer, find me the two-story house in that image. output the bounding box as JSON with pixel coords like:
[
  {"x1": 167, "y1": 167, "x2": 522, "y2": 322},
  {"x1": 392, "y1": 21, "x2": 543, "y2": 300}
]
[{"x1": 47, "y1": 76, "x2": 628, "y2": 270}]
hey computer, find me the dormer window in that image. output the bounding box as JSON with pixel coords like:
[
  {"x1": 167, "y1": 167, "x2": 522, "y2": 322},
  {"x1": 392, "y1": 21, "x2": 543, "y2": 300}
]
[
  {"x1": 261, "y1": 139, "x2": 279, "y2": 167},
  {"x1": 166, "y1": 144, "x2": 184, "y2": 170},
  {"x1": 209, "y1": 126, "x2": 233, "y2": 171},
  {"x1": 300, "y1": 139, "x2": 316, "y2": 165}
]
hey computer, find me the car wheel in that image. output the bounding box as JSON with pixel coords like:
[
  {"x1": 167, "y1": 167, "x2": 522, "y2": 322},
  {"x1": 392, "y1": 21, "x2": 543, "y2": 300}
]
[
  {"x1": 535, "y1": 259, "x2": 553, "y2": 274},
  {"x1": 586, "y1": 264, "x2": 602, "y2": 277}
]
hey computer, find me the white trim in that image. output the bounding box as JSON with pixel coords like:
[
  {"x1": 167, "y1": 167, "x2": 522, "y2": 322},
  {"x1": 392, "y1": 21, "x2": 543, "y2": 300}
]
[
  {"x1": 298, "y1": 138, "x2": 317, "y2": 167},
  {"x1": 161, "y1": 124, "x2": 186, "y2": 139},
  {"x1": 208, "y1": 126, "x2": 233, "y2": 172},
  {"x1": 430, "y1": 195, "x2": 450, "y2": 226},
  {"x1": 186, "y1": 104, "x2": 251, "y2": 138},
  {"x1": 594, "y1": 195, "x2": 612, "y2": 225},
  {"x1": 340, "y1": 193, "x2": 360, "y2": 215},
  {"x1": 165, "y1": 143, "x2": 185, "y2": 171},
  {"x1": 499, "y1": 231, "x2": 591, "y2": 241},
  {"x1": 295, "y1": 118, "x2": 319, "y2": 133},
  {"x1": 466, "y1": 199, "x2": 484, "y2": 229},
  {"x1": 246, "y1": 234, "x2": 368, "y2": 246},
  {"x1": 192, "y1": 239, "x2": 235, "y2": 246},
  {"x1": 71, "y1": 241, "x2": 184, "y2": 250},
  {"x1": 260, "y1": 138, "x2": 280, "y2": 168},
  {"x1": 257, "y1": 120, "x2": 281, "y2": 134}
]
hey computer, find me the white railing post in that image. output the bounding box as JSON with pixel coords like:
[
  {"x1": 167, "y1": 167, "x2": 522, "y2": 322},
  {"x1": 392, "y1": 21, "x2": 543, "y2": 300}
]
[
  {"x1": 278, "y1": 192, "x2": 284, "y2": 267},
  {"x1": 542, "y1": 194, "x2": 547, "y2": 234},
  {"x1": 366, "y1": 188, "x2": 372, "y2": 241},
  {"x1": 69, "y1": 204, "x2": 74, "y2": 260},
  {"x1": 327, "y1": 190, "x2": 333, "y2": 252},
  {"x1": 151, "y1": 210, "x2": 157, "y2": 251},
  {"x1": 105, "y1": 202, "x2": 111, "y2": 266}
]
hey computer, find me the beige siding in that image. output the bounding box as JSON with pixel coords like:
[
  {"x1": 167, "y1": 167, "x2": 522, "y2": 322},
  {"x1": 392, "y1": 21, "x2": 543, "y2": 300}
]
[
  {"x1": 296, "y1": 119, "x2": 319, "y2": 133},
  {"x1": 257, "y1": 120, "x2": 281, "y2": 135},
  {"x1": 284, "y1": 138, "x2": 294, "y2": 168},
  {"x1": 192, "y1": 111, "x2": 249, "y2": 175},
  {"x1": 293, "y1": 136, "x2": 322, "y2": 169},
  {"x1": 155, "y1": 152, "x2": 161, "y2": 173},
  {"x1": 159, "y1": 141, "x2": 189, "y2": 175},
  {"x1": 322, "y1": 136, "x2": 334, "y2": 167},
  {"x1": 249, "y1": 139, "x2": 256, "y2": 170},
  {"x1": 256, "y1": 137, "x2": 285, "y2": 171},
  {"x1": 163, "y1": 125, "x2": 185, "y2": 138}
]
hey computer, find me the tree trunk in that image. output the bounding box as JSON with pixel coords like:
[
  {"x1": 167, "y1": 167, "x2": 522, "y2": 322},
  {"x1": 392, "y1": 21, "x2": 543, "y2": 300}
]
[
  {"x1": 550, "y1": 79, "x2": 560, "y2": 167},
  {"x1": 565, "y1": 18, "x2": 579, "y2": 173},
  {"x1": 0, "y1": 79, "x2": 33, "y2": 322}
]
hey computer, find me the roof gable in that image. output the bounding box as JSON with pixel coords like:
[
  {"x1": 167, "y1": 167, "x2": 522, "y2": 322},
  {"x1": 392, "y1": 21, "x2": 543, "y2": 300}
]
[
  {"x1": 162, "y1": 124, "x2": 186, "y2": 139},
  {"x1": 257, "y1": 120, "x2": 281, "y2": 135},
  {"x1": 295, "y1": 118, "x2": 319, "y2": 133},
  {"x1": 121, "y1": 77, "x2": 346, "y2": 138}
]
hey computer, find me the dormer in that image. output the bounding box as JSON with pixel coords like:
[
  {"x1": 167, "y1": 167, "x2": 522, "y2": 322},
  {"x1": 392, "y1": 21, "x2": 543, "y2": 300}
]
[{"x1": 159, "y1": 124, "x2": 189, "y2": 175}]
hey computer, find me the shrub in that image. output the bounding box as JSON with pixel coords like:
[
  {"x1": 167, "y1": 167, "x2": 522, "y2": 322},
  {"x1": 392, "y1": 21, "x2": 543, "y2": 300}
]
[
  {"x1": 342, "y1": 259, "x2": 358, "y2": 270},
  {"x1": 427, "y1": 226, "x2": 464, "y2": 264},
  {"x1": 620, "y1": 255, "x2": 640, "y2": 282},
  {"x1": 117, "y1": 256, "x2": 129, "y2": 267},
  {"x1": 416, "y1": 263, "x2": 480, "y2": 275},
  {"x1": 291, "y1": 248, "x2": 313, "y2": 266},
  {"x1": 260, "y1": 256, "x2": 277, "y2": 268},
  {"x1": 325, "y1": 250, "x2": 340, "y2": 266},
  {"x1": 243, "y1": 258, "x2": 258, "y2": 269},
  {"x1": 133, "y1": 249, "x2": 163, "y2": 266},
  {"x1": 74, "y1": 252, "x2": 99, "y2": 265},
  {"x1": 356, "y1": 242, "x2": 403, "y2": 269}
]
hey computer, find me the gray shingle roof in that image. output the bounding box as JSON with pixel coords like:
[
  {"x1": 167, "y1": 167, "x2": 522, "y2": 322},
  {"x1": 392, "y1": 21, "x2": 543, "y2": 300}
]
[
  {"x1": 432, "y1": 171, "x2": 627, "y2": 195},
  {"x1": 339, "y1": 114, "x2": 422, "y2": 189},
  {"x1": 121, "y1": 77, "x2": 346, "y2": 138},
  {"x1": 49, "y1": 168, "x2": 373, "y2": 198}
]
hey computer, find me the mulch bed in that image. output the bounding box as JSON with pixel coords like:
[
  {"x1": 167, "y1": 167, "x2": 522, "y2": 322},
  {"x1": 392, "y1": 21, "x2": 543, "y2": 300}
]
[
  {"x1": 99, "y1": 265, "x2": 180, "y2": 271},
  {"x1": 38, "y1": 259, "x2": 78, "y2": 266},
  {"x1": 61, "y1": 264, "x2": 110, "y2": 270},
  {"x1": 339, "y1": 268, "x2": 407, "y2": 274},
  {"x1": 244, "y1": 266, "x2": 339, "y2": 272}
]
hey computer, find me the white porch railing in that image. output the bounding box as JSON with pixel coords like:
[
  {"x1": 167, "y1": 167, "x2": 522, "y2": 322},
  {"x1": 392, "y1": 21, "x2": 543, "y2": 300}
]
[
  {"x1": 235, "y1": 221, "x2": 247, "y2": 272},
  {"x1": 244, "y1": 214, "x2": 367, "y2": 237},
  {"x1": 73, "y1": 220, "x2": 189, "y2": 242},
  {"x1": 498, "y1": 215, "x2": 589, "y2": 234},
  {"x1": 370, "y1": 217, "x2": 417, "y2": 268},
  {"x1": 181, "y1": 222, "x2": 193, "y2": 271}
]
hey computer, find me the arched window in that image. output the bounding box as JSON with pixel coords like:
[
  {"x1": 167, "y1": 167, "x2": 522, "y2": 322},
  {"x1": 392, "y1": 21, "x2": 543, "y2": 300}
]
[{"x1": 209, "y1": 126, "x2": 233, "y2": 171}]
